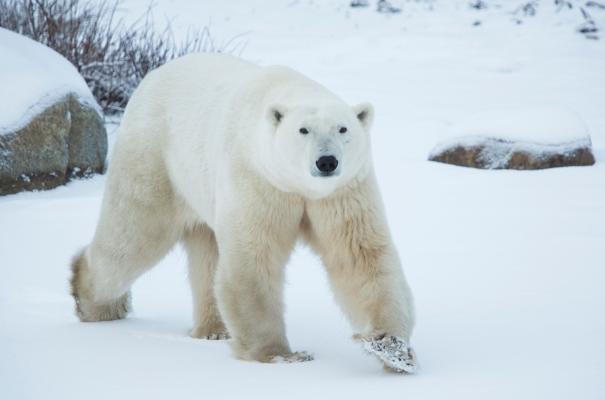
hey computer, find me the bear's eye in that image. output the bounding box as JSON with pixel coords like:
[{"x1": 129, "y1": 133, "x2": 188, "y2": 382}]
[
  {"x1": 339, "y1": 127, "x2": 347, "y2": 134},
  {"x1": 299, "y1": 127, "x2": 309, "y2": 134}
]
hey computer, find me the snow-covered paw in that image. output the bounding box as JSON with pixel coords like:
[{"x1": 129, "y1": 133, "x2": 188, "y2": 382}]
[
  {"x1": 270, "y1": 351, "x2": 314, "y2": 363},
  {"x1": 359, "y1": 334, "x2": 417, "y2": 374}
]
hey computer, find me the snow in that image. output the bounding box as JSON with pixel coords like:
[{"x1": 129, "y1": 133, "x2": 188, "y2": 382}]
[
  {"x1": 436, "y1": 106, "x2": 591, "y2": 145},
  {"x1": 0, "y1": 28, "x2": 98, "y2": 135},
  {"x1": 1, "y1": 1, "x2": 605, "y2": 399}
]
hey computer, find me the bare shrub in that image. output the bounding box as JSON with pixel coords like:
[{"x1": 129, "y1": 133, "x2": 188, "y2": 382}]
[
  {"x1": 0, "y1": 0, "x2": 245, "y2": 114},
  {"x1": 470, "y1": 0, "x2": 602, "y2": 39}
]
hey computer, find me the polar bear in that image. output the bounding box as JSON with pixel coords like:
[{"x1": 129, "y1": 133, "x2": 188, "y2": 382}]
[{"x1": 70, "y1": 54, "x2": 416, "y2": 372}]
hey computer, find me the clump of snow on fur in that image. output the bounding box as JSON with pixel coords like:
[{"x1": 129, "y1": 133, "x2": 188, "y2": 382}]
[
  {"x1": 361, "y1": 335, "x2": 417, "y2": 374},
  {"x1": 0, "y1": 27, "x2": 99, "y2": 135}
]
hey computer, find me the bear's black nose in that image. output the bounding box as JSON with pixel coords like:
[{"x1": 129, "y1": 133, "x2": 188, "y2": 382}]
[{"x1": 316, "y1": 155, "x2": 338, "y2": 174}]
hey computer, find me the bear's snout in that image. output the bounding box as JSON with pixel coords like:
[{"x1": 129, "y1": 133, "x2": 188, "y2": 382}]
[{"x1": 316, "y1": 155, "x2": 339, "y2": 175}]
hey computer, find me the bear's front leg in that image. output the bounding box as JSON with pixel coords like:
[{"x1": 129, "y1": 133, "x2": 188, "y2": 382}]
[
  {"x1": 334, "y1": 242, "x2": 417, "y2": 373},
  {"x1": 213, "y1": 190, "x2": 311, "y2": 363},
  {"x1": 304, "y1": 175, "x2": 416, "y2": 373}
]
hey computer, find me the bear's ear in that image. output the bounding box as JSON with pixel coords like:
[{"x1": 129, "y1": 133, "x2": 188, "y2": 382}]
[
  {"x1": 267, "y1": 105, "x2": 286, "y2": 126},
  {"x1": 353, "y1": 102, "x2": 374, "y2": 131}
]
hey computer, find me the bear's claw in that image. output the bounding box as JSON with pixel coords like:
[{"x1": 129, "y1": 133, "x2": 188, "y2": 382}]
[
  {"x1": 189, "y1": 326, "x2": 231, "y2": 340},
  {"x1": 359, "y1": 334, "x2": 417, "y2": 374},
  {"x1": 204, "y1": 332, "x2": 230, "y2": 340}
]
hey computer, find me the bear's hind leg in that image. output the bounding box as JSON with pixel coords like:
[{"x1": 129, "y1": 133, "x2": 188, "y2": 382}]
[
  {"x1": 70, "y1": 249, "x2": 131, "y2": 322},
  {"x1": 70, "y1": 184, "x2": 181, "y2": 322},
  {"x1": 183, "y1": 224, "x2": 229, "y2": 340}
]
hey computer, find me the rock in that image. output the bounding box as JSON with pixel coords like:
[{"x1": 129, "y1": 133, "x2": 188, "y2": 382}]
[
  {"x1": 0, "y1": 95, "x2": 107, "y2": 195},
  {"x1": 429, "y1": 136, "x2": 595, "y2": 170},
  {"x1": 0, "y1": 28, "x2": 107, "y2": 195},
  {"x1": 66, "y1": 95, "x2": 107, "y2": 177},
  {"x1": 428, "y1": 106, "x2": 596, "y2": 170}
]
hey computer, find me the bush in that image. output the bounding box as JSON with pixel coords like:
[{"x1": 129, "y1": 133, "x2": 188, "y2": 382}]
[
  {"x1": 471, "y1": 1, "x2": 602, "y2": 39},
  {"x1": 0, "y1": 0, "x2": 244, "y2": 114}
]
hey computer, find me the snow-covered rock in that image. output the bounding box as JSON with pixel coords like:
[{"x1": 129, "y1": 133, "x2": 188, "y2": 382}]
[
  {"x1": 428, "y1": 107, "x2": 596, "y2": 170},
  {"x1": 0, "y1": 28, "x2": 107, "y2": 195}
]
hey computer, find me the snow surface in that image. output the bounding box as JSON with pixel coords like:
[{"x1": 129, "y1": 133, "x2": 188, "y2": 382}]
[
  {"x1": 436, "y1": 106, "x2": 591, "y2": 144},
  {"x1": 1, "y1": 1, "x2": 605, "y2": 399},
  {"x1": 0, "y1": 28, "x2": 98, "y2": 135}
]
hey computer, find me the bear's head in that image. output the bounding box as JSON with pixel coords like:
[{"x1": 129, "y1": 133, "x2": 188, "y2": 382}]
[{"x1": 259, "y1": 101, "x2": 374, "y2": 199}]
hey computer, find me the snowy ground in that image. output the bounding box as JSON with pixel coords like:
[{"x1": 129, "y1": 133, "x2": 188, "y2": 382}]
[{"x1": 1, "y1": 1, "x2": 605, "y2": 399}]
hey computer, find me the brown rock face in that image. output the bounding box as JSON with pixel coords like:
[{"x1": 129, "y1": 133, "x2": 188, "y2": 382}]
[
  {"x1": 66, "y1": 96, "x2": 107, "y2": 177},
  {"x1": 429, "y1": 137, "x2": 595, "y2": 170},
  {"x1": 0, "y1": 94, "x2": 107, "y2": 195}
]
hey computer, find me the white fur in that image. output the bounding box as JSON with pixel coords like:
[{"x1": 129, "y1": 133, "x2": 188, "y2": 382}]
[{"x1": 70, "y1": 54, "x2": 415, "y2": 368}]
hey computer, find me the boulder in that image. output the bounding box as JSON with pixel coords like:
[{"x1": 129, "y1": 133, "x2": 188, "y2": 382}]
[
  {"x1": 429, "y1": 136, "x2": 595, "y2": 170},
  {"x1": 0, "y1": 95, "x2": 107, "y2": 195},
  {"x1": 428, "y1": 106, "x2": 596, "y2": 170},
  {"x1": 0, "y1": 28, "x2": 107, "y2": 196}
]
